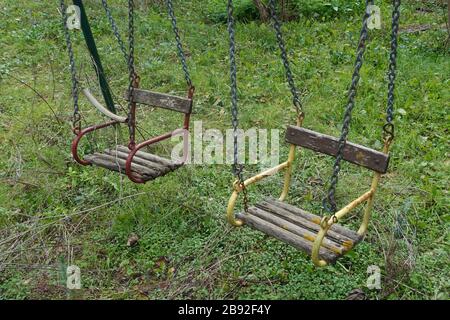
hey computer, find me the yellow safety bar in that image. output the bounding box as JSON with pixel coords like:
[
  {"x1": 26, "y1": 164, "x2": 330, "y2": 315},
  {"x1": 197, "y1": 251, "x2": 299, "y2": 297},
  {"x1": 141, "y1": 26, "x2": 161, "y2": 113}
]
[
  {"x1": 226, "y1": 115, "x2": 392, "y2": 267},
  {"x1": 227, "y1": 115, "x2": 303, "y2": 227},
  {"x1": 310, "y1": 138, "x2": 392, "y2": 265}
]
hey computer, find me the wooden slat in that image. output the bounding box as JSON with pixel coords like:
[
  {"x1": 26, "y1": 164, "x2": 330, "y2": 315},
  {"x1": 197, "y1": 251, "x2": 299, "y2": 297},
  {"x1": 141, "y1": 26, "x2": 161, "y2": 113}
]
[
  {"x1": 236, "y1": 212, "x2": 338, "y2": 263},
  {"x1": 94, "y1": 153, "x2": 159, "y2": 176},
  {"x1": 84, "y1": 154, "x2": 143, "y2": 180},
  {"x1": 104, "y1": 149, "x2": 170, "y2": 174},
  {"x1": 84, "y1": 145, "x2": 182, "y2": 182},
  {"x1": 248, "y1": 207, "x2": 345, "y2": 254},
  {"x1": 237, "y1": 198, "x2": 365, "y2": 263},
  {"x1": 264, "y1": 198, "x2": 362, "y2": 242},
  {"x1": 116, "y1": 146, "x2": 178, "y2": 169},
  {"x1": 256, "y1": 201, "x2": 357, "y2": 249},
  {"x1": 285, "y1": 126, "x2": 390, "y2": 173},
  {"x1": 125, "y1": 88, "x2": 192, "y2": 114},
  {"x1": 85, "y1": 153, "x2": 159, "y2": 180}
]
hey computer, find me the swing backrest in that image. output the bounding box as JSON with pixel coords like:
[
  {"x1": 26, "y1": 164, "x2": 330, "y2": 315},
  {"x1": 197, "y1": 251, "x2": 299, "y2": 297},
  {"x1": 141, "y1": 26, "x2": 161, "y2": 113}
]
[
  {"x1": 125, "y1": 88, "x2": 193, "y2": 114},
  {"x1": 285, "y1": 125, "x2": 390, "y2": 173}
]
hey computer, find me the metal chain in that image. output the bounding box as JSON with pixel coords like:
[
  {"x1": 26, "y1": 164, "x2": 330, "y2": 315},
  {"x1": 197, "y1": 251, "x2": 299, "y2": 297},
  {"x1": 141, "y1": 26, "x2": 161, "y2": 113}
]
[
  {"x1": 323, "y1": 0, "x2": 373, "y2": 212},
  {"x1": 267, "y1": 0, "x2": 303, "y2": 115},
  {"x1": 166, "y1": 0, "x2": 193, "y2": 87},
  {"x1": 101, "y1": 0, "x2": 129, "y2": 63},
  {"x1": 384, "y1": 0, "x2": 401, "y2": 142},
  {"x1": 227, "y1": 0, "x2": 248, "y2": 212},
  {"x1": 127, "y1": 0, "x2": 137, "y2": 149},
  {"x1": 59, "y1": 0, "x2": 81, "y2": 133}
]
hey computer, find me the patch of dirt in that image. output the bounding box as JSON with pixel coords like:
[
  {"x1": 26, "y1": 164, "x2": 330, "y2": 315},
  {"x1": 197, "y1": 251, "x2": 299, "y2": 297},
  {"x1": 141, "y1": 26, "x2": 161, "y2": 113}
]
[{"x1": 29, "y1": 272, "x2": 66, "y2": 299}]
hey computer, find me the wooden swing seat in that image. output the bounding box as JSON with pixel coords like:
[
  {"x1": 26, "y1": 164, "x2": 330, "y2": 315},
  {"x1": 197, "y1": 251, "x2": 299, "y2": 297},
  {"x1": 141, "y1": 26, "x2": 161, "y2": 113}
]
[
  {"x1": 73, "y1": 87, "x2": 193, "y2": 183},
  {"x1": 236, "y1": 198, "x2": 363, "y2": 263},
  {"x1": 84, "y1": 145, "x2": 181, "y2": 182},
  {"x1": 228, "y1": 124, "x2": 390, "y2": 265}
]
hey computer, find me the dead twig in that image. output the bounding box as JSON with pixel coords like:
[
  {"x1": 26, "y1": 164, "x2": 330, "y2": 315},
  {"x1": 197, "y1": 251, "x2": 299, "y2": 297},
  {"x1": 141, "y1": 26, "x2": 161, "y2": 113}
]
[
  {"x1": 1, "y1": 177, "x2": 40, "y2": 188},
  {"x1": 2, "y1": 71, "x2": 62, "y2": 125}
]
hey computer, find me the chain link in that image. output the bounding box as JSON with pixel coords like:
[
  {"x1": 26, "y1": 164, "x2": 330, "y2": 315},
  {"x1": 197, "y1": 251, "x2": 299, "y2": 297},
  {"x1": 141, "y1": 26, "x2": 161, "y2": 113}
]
[
  {"x1": 227, "y1": 0, "x2": 249, "y2": 212},
  {"x1": 227, "y1": 0, "x2": 238, "y2": 175},
  {"x1": 268, "y1": 0, "x2": 303, "y2": 115},
  {"x1": 384, "y1": 0, "x2": 401, "y2": 142},
  {"x1": 323, "y1": 0, "x2": 373, "y2": 212},
  {"x1": 166, "y1": 0, "x2": 193, "y2": 87},
  {"x1": 59, "y1": 0, "x2": 81, "y2": 133},
  {"x1": 127, "y1": 0, "x2": 137, "y2": 149},
  {"x1": 101, "y1": 0, "x2": 129, "y2": 64}
]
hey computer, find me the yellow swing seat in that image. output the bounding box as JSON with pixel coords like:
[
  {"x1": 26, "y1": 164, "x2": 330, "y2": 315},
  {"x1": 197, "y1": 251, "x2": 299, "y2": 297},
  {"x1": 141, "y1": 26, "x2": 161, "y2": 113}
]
[{"x1": 227, "y1": 118, "x2": 392, "y2": 266}]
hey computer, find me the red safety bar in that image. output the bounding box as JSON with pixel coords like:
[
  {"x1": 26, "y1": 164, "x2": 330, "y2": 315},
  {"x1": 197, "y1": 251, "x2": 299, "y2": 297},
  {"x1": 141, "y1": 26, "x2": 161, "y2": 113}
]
[
  {"x1": 71, "y1": 120, "x2": 122, "y2": 166},
  {"x1": 125, "y1": 87, "x2": 194, "y2": 183}
]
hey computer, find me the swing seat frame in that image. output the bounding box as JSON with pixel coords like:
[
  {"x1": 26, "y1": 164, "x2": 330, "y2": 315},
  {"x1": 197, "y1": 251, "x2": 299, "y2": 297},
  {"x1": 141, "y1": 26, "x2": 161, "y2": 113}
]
[
  {"x1": 71, "y1": 87, "x2": 194, "y2": 183},
  {"x1": 64, "y1": 0, "x2": 195, "y2": 184},
  {"x1": 227, "y1": 116, "x2": 392, "y2": 266}
]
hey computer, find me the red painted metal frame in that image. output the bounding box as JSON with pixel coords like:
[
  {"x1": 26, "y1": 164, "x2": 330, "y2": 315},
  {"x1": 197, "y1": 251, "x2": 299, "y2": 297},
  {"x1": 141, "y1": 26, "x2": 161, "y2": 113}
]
[
  {"x1": 71, "y1": 120, "x2": 122, "y2": 166},
  {"x1": 71, "y1": 87, "x2": 194, "y2": 184},
  {"x1": 124, "y1": 117, "x2": 190, "y2": 183},
  {"x1": 125, "y1": 87, "x2": 194, "y2": 183}
]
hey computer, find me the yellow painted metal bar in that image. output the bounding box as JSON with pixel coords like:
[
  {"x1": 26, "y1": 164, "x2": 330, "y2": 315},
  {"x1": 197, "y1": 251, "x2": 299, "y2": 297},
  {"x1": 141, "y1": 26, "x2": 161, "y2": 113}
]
[
  {"x1": 227, "y1": 114, "x2": 305, "y2": 227},
  {"x1": 358, "y1": 173, "x2": 381, "y2": 235},
  {"x1": 239, "y1": 162, "x2": 289, "y2": 190},
  {"x1": 311, "y1": 226, "x2": 330, "y2": 267},
  {"x1": 334, "y1": 190, "x2": 374, "y2": 221},
  {"x1": 227, "y1": 190, "x2": 243, "y2": 226},
  {"x1": 311, "y1": 139, "x2": 393, "y2": 266},
  {"x1": 311, "y1": 191, "x2": 373, "y2": 266},
  {"x1": 226, "y1": 162, "x2": 289, "y2": 226},
  {"x1": 280, "y1": 114, "x2": 303, "y2": 201},
  {"x1": 358, "y1": 139, "x2": 392, "y2": 235},
  {"x1": 279, "y1": 144, "x2": 296, "y2": 201}
]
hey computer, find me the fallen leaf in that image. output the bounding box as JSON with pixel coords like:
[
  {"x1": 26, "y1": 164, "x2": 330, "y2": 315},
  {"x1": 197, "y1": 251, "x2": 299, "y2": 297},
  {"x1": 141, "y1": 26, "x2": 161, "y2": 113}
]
[{"x1": 127, "y1": 233, "x2": 139, "y2": 247}]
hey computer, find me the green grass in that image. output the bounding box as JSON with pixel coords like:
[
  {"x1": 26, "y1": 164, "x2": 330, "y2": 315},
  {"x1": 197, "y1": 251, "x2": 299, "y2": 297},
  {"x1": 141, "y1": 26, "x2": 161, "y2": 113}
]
[{"x1": 0, "y1": 0, "x2": 449, "y2": 299}]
